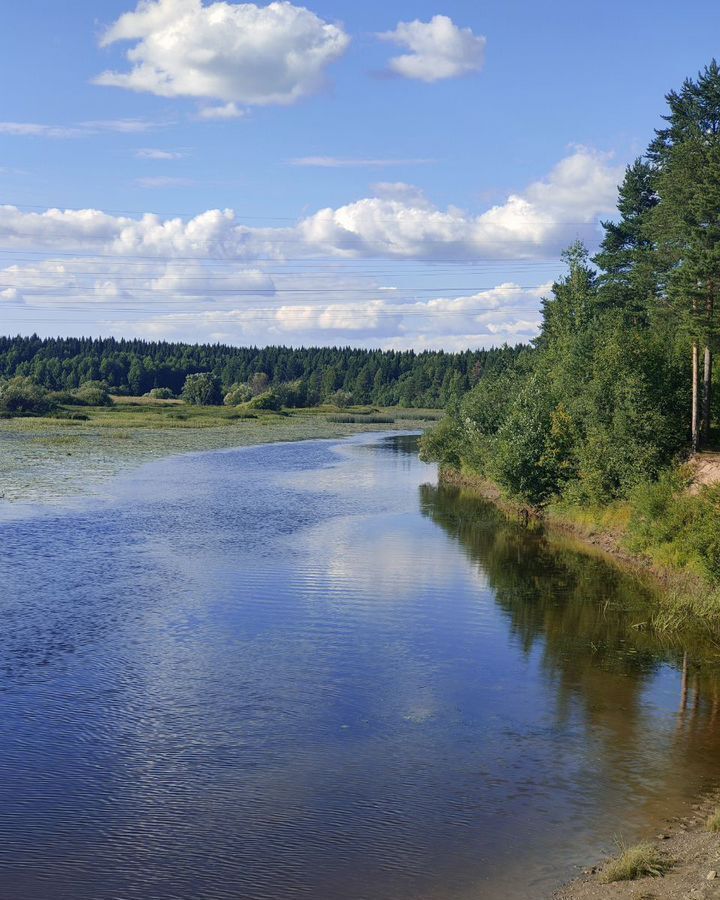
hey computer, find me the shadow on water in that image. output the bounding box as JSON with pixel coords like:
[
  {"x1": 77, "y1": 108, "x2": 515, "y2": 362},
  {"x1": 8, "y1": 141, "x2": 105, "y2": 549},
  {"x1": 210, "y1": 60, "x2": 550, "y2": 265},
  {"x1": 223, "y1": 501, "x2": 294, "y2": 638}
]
[{"x1": 421, "y1": 481, "x2": 720, "y2": 826}]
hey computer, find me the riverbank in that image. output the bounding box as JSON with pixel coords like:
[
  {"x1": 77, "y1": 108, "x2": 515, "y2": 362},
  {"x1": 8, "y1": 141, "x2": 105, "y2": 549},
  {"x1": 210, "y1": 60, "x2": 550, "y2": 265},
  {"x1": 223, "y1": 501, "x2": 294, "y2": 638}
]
[
  {"x1": 438, "y1": 465, "x2": 720, "y2": 634},
  {"x1": 0, "y1": 398, "x2": 439, "y2": 503},
  {"x1": 554, "y1": 788, "x2": 720, "y2": 899},
  {"x1": 438, "y1": 466, "x2": 720, "y2": 898}
]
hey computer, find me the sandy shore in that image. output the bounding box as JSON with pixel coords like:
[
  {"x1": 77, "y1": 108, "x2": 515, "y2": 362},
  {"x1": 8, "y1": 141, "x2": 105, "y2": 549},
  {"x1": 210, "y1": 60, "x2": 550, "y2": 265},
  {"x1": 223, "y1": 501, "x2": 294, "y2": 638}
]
[{"x1": 554, "y1": 788, "x2": 720, "y2": 899}]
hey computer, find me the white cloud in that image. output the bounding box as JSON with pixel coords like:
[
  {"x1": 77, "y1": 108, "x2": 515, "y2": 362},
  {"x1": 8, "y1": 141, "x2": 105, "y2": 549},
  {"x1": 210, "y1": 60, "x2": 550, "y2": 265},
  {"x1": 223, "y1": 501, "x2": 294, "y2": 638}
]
[
  {"x1": 298, "y1": 147, "x2": 621, "y2": 259},
  {"x1": 0, "y1": 257, "x2": 274, "y2": 306},
  {"x1": 0, "y1": 122, "x2": 86, "y2": 139},
  {"x1": 197, "y1": 102, "x2": 246, "y2": 120},
  {"x1": 0, "y1": 148, "x2": 620, "y2": 262},
  {"x1": 0, "y1": 147, "x2": 620, "y2": 347},
  {"x1": 379, "y1": 15, "x2": 486, "y2": 82},
  {"x1": 369, "y1": 182, "x2": 430, "y2": 205},
  {"x1": 101, "y1": 280, "x2": 547, "y2": 349},
  {"x1": 0, "y1": 118, "x2": 166, "y2": 139},
  {"x1": 96, "y1": 0, "x2": 350, "y2": 106},
  {"x1": 135, "y1": 148, "x2": 185, "y2": 159},
  {"x1": 289, "y1": 156, "x2": 435, "y2": 168}
]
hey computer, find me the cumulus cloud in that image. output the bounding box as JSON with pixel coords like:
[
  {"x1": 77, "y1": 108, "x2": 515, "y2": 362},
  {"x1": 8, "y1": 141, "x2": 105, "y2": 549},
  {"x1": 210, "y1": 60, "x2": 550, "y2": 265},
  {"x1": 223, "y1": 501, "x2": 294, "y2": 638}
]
[
  {"x1": 101, "y1": 280, "x2": 547, "y2": 349},
  {"x1": 0, "y1": 147, "x2": 620, "y2": 262},
  {"x1": 298, "y1": 147, "x2": 622, "y2": 259},
  {"x1": 0, "y1": 147, "x2": 621, "y2": 347},
  {"x1": 379, "y1": 15, "x2": 486, "y2": 82},
  {"x1": 95, "y1": 0, "x2": 350, "y2": 106},
  {"x1": 0, "y1": 257, "x2": 274, "y2": 307}
]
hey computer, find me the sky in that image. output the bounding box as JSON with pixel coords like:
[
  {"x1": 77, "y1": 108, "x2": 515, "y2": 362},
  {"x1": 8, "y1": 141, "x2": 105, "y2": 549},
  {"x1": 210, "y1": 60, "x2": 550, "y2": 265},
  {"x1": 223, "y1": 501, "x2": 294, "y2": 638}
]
[{"x1": 0, "y1": 0, "x2": 719, "y2": 351}]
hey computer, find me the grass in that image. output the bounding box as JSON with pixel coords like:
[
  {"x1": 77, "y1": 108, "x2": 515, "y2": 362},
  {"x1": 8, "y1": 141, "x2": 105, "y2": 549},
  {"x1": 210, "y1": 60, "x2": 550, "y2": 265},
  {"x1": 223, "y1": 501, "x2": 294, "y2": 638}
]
[
  {"x1": 600, "y1": 842, "x2": 672, "y2": 883},
  {"x1": 326, "y1": 414, "x2": 395, "y2": 424},
  {"x1": 0, "y1": 398, "x2": 439, "y2": 504},
  {"x1": 707, "y1": 808, "x2": 720, "y2": 832}
]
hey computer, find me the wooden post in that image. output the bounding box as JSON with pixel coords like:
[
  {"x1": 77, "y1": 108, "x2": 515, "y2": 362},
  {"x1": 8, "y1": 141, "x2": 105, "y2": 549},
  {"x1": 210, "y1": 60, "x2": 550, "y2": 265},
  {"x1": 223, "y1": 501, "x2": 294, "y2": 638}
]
[
  {"x1": 703, "y1": 344, "x2": 713, "y2": 441},
  {"x1": 692, "y1": 341, "x2": 701, "y2": 452}
]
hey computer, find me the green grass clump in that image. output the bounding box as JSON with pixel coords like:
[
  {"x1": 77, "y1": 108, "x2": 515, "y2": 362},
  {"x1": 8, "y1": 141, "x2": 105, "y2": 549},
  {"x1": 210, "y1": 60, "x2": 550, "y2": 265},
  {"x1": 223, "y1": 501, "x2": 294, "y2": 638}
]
[
  {"x1": 707, "y1": 808, "x2": 720, "y2": 832},
  {"x1": 600, "y1": 842, "x2": 672, "y2": 883},
  {"x1": 327, "y1": 414, "x2": 395, "y2": 424}
]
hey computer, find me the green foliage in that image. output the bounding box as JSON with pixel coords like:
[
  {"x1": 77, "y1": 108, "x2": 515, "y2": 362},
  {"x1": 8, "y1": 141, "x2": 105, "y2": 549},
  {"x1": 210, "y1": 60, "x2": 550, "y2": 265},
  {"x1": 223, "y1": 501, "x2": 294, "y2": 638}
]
[
  {"x1": 627, "y1": 472, "x2": 720, "y2": 581},
  {"x1": 422, "y1": 243, "x2": 690, "y2": 507},
  {"x1": 224, "y1": 383, "x2": 253, "y2": 406},
  {"x1": 0, "y1": 334, "x2": 525, "y2": 410},
  {"x1": 0, "y1": 376, "x2": 54, "y2": 416},
  {"x1": 72, "y1": 381, "x2": 113, "y2": 407},
  {"x1": 328, "y1": 389, "x2": 353, "y2": 408},
  {"x1": 182, "y1": 373, "x2": 223, "y2": 406},
  {"x1": 247, "y1": 390, "x2": 282, "y2": 411},
  {"x1": 147, "y1": 387, "x2": 175, "y2": 400}
]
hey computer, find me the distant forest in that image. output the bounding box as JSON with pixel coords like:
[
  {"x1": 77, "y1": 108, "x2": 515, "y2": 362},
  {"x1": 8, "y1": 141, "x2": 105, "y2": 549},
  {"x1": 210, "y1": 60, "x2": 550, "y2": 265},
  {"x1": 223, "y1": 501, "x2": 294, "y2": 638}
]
[{"x1": 0, "y1": 335, "x2": 523, "y2": 408}]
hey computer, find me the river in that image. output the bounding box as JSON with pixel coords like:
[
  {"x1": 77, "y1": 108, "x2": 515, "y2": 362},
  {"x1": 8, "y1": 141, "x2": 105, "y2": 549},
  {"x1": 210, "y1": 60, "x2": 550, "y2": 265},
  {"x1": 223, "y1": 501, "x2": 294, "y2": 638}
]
[{"x1": 1, "y1": 433, "x2": 719, "y2": 899}]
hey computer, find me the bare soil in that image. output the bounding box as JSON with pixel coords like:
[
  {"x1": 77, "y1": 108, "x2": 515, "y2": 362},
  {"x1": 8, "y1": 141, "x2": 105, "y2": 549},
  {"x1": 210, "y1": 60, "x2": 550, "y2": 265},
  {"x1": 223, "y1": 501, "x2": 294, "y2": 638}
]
[
  {"x1": 554, "y1": 789, "x2": 720, "y2": 900},
  {"x1": 689, "y1": 452, "x2": 720, "y2": 494}
]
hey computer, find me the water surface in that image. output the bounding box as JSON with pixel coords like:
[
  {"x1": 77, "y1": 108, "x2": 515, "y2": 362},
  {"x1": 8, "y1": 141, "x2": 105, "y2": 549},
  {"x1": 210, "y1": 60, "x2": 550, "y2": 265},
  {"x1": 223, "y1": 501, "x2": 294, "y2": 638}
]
[{"x1": 1, "y1": 434, "x2": 719, "y2": 899}]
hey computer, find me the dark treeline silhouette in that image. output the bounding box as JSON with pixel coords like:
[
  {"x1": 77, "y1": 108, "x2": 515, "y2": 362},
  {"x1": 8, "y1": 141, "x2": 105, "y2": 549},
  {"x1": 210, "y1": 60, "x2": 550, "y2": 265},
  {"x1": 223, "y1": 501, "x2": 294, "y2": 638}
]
[{"x1": 0, "y1": 334, "x2": 524, "y2": 408}]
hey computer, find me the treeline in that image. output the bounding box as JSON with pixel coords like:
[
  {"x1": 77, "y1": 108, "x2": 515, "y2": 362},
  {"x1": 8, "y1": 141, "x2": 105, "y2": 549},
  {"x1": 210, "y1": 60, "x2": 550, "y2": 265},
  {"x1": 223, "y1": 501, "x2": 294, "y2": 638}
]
[
  {"x1": 423, "y1": 61, "x2": 720, "y2": 512},
  {"x1": 0, "y1": 335, "x2": 523, "y2": 409}
]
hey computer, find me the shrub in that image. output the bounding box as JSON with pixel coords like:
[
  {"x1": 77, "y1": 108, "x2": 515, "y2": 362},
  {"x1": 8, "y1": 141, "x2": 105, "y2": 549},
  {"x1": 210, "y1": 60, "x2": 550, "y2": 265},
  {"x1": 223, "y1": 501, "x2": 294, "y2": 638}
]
[
  {"x1": 73, "y1": 381, "x2": 113, "y2": 407},
  {"x1": 147, "y1": 387, "x2": 175, "y2": 400},
  {"x1": 182, "y1": 372, "x2": 222, "y2": 406},
  {"x1": 328, "y1": 390, "x2": 353, "y2": 408},
  {"x1": 224, "y1": 383, "x2": 253, "y2": 406},
  {"x1": 0, "y1": 377, "x2": 54, "y2": 415},
  {"x1": 627, "y1": 472, "x2": 720, "y2": 581},
  {"x1": 247, "y1": 390, "x2": 282, "y2": 411},
  {"x1": 707, "y1": 808, "x2": 720, "y2": 832},
  {"x1": 47, "y1": 390, "x2": 77, "y2": 405}
]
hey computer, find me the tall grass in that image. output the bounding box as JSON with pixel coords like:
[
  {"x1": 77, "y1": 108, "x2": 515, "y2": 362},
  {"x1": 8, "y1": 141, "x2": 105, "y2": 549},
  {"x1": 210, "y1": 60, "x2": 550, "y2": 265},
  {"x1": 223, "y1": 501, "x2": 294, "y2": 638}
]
[{"x1": 600, "y1": 842, "x2": 672, "y2": 883}]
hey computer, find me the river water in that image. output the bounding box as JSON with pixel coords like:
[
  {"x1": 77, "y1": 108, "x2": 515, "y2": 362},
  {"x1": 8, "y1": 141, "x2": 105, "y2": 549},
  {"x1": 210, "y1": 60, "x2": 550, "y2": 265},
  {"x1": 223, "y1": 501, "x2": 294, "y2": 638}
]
[{"x1": 1, "y1": 433, "x2": 719, "y2": 900}]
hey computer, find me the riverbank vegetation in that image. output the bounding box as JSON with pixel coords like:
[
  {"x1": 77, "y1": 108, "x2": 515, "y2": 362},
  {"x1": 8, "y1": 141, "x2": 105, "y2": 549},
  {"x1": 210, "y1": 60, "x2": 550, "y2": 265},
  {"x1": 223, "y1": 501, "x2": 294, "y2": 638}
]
[{"x1": 421, "y1": 61, "x2": 720, "y2": 619}]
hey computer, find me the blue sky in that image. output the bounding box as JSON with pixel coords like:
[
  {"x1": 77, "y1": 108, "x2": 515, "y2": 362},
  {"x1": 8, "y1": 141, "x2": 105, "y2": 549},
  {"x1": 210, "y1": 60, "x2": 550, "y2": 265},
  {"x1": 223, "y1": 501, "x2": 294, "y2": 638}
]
[{"x1": 1, "y1": 0, "x2": 719, "y2": 349}]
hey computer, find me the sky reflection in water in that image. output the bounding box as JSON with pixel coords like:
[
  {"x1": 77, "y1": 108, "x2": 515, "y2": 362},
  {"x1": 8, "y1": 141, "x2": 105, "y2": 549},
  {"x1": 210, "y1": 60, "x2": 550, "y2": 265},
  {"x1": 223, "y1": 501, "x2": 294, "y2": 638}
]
[{"x1": 0, "y1": 433, "x2": 719, "y2": 900}]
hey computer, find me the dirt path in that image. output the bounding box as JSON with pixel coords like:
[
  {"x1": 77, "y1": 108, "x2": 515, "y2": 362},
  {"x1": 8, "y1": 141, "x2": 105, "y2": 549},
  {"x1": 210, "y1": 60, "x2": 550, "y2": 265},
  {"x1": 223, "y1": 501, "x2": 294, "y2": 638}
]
[{"x1": 554, "y1": 789, "x2": 720, "y2": 899}]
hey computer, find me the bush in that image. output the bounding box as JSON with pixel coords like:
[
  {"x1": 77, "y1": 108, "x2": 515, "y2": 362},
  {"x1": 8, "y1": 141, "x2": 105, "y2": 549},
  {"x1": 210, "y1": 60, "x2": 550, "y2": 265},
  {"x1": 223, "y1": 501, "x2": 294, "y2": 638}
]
[
  {"x1": 147, "y1": 387, "x2": 175, "y2": 400},
  {"x1": 182, "y1": 372, "x2": 222, "y2": 406},
  {"x1": 224, "y1": 383, "x2": 253, "y2": 406},
  {"x1": 47, "y1": 390, "x2": 77, "y2": 405},
  {"x1": 328, "y1": 390, "x2": 353, "y2": 408},
  {"x1": 419, "y1": 416, "x2": 464, "y2": 467},
  {"x1": 0, "y1": 377, "x2": 54, "y2": 416},
  {"x1": 247, "y1": 390, "x2": 282, "y2": 411},
  {"x1": 627, "y1": 472, "x2": 720, "y2": 581},
  {"x1": 73, "y1": 381, "x2": 113, "y2": 407}
]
